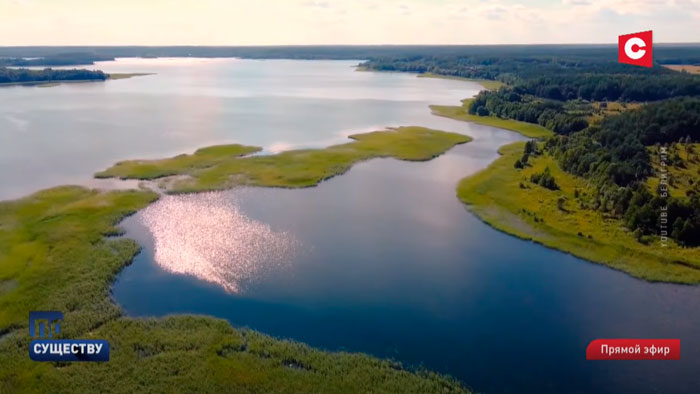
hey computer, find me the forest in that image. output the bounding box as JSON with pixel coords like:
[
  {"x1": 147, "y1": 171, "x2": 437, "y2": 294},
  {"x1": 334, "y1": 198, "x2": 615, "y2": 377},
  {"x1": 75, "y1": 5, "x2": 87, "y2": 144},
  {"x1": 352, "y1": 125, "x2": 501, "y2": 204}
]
[
  {"x1": 1, "y1": 43, "x2": 700, "y2": 65},
  {"x1": 0, "y1": 67, "x2": 107, "y2": 84},
  {"x1": 545, "y1": 98, "x2": 700, "y2": 246},
  {"x1": 467, "y1": 89, "x2": 590, "y2": 135},
  {"x1": 360, "y1": 48, "x2": 700, "y2": 79},
  {"x1": 363, "y1": 48, "x2": 700, "y2": 247},
  {"x1": 0, "y1": 52, "x2": 114, "y2": 67}
]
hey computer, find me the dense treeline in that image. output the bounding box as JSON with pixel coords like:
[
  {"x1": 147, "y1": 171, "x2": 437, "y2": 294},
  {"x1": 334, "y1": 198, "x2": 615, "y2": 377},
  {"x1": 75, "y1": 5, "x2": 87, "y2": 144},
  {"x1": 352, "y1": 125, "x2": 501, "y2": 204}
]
[
  {"x1": 545, "y1": 98, "x2": 700, "y2": 246},
  {"x1": 361, "y1": 46, "x2": 700, "y2": 85},
  {"x1": 550, "y1": 98, "x2": 700, "y2": 183},
  {"x1": 364, "y1": 54, "x2": 680, "y2": 83},
  {"x1": 362, "y1": 47, "x2": 700, "y2": 104},
  {"x1": 466, "y1": 73, "x2": 699, "y2": 136},
  {"x1": 516, "y1": 74, "x2": 700, "y2": 102},
  {"x1": 468, "y1": 89, "x2": 589, "y2": 135},
  {"x1": 0, "y1": 67, "x2": 107, "y2": 84},
  {"x1": 0, "y1": 52, "x2": 114, "y2": 67},
  {"x1": 2, "y1": 44, "x2": 700, "y2": 63}
]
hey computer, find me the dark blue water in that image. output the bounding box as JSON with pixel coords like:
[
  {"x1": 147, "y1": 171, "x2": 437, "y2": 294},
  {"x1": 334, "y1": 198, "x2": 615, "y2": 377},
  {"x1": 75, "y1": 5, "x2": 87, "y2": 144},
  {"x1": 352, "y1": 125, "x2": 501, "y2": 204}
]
[{"x1": 114, "y1": 126, "x2": 700, "y2": 394}]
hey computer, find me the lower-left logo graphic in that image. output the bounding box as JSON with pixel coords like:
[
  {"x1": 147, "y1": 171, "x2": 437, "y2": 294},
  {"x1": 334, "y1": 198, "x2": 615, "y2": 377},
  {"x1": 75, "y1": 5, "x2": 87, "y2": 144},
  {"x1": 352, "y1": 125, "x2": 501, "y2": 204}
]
[{"x1": 29, "y1": 311, "x2": 110, "y2": 362}]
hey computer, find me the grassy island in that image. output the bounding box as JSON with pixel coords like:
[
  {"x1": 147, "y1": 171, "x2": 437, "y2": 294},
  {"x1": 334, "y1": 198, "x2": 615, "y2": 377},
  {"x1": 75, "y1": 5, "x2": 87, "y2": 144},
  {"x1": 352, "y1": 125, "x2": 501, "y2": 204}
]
[
  {"x1": 96, "y1": 126, "x2": 472, "y2": 193},
  {"x1": 456, "y1": 142, "x2": 700, "y2": 284},
  {"x1": 430, "y1": 99, "x2": 552, "y2": 139},
  {"x1": 0, "y1": 186, "x2": 469, "y2": 393},
  {"x1": 1, "y1": 126, "x2": 474, "y2": 392}
]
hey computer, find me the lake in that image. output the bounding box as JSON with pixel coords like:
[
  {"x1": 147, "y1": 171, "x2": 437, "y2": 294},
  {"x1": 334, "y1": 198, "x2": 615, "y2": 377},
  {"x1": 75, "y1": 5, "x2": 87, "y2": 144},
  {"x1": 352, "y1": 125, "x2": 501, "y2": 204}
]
[
  {"x1": 0, "y1": 58, "x2": 468, "y2": 199},
  {"x1": 3, "y1": 58, "x2": 699, "y2": 394}
]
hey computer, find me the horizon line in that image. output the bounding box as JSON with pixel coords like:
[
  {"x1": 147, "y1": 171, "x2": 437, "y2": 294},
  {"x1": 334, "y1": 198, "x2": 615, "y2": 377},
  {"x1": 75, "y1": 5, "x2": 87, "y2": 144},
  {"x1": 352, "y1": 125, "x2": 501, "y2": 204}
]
[{"x1": 2, "y1": 42, "x2": 700, "y2": 48}]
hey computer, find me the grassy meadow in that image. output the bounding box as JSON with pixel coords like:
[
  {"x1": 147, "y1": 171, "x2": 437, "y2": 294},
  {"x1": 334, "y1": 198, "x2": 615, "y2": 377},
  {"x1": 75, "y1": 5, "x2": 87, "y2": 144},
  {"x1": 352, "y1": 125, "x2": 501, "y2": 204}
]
[
  {"x1": 0, "y1": 186, "x2": 470, "y2": 393},
  {"x1": 96, "y1": 126, "x2": 472, "y2": 193},
  {"x1": 456, "y1": 142, "x2": 700, "y2": 284},
  {"x1": 430, "y1": 99, "x2": 553, "y2": 139},
  {"x1": 663, "y1": 64, "x2": 700, "y2": 74},
  {"x1": 647, "y1": 143, "x2": 700, "y2": 198},
  {"x1": 97, "y1": 144, "x2": 263, "y2": 180},
  {"x1": 584, "y1": 101, "x2": 643, "y2": 124}
]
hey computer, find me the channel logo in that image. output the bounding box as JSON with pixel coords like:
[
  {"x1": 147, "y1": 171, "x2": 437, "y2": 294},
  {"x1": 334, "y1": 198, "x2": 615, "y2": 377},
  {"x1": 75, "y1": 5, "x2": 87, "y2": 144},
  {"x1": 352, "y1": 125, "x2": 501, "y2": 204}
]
[
  {"x1": 618, "y1": 30, "x2": 653, "y2": 68},
  {"x1": 29, "y1": 311, "x2": 63, "y2": 338},
  {"x1": 29, "y1": 311, "x2": 110, "y2": 362}
]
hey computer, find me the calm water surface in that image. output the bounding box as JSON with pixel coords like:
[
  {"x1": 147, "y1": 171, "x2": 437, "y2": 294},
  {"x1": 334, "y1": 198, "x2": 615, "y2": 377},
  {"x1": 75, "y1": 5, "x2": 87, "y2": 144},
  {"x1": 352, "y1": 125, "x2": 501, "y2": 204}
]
[
  {"x1": 2, "y1": 59, "x2": 698, "y2": 394},
  {"x1": 0, "y1": 58, "x2": 467, "y2": 199},
  {"x1": 115, "y1": 138, "x2": 700, "y2": 394}
]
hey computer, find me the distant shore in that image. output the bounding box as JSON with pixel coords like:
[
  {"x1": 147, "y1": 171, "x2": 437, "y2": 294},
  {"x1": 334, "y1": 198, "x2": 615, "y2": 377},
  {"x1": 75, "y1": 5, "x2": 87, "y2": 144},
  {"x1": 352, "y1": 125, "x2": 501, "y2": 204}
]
[
  {"x1": 0, "y1": 72, "x2": 153, "y2": 88},
  {"x1": 416, "y1": 73, "x2": 505, "y2": 91},
  {"x1": 355, "y1": 66, "x2": 505, "y2": 92}
]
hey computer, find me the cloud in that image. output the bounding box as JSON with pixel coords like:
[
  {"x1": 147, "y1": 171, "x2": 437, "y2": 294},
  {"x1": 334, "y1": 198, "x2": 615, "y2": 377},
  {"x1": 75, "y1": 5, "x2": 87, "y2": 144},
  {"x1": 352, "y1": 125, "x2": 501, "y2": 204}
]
[
  {"x1": 562, "y1": 0, "x2": 698, "y2": 15},
  {"x1": 301, "y1": 1, "x2": 330, "y2": 8},
  {"x1": 563, "y1": 0, "x2": 592, "y2": 5},
  {"x1": 0, "y1": 0, "x2": 697, "y2": 45},
  {"x1": 478, "y1": 4, "x2": 508, "y2": 20}
]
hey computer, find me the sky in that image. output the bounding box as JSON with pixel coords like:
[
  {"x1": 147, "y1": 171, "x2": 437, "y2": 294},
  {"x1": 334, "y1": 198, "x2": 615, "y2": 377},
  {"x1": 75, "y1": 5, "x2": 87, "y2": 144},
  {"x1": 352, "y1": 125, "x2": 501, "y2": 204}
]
[{"x1": 1, "y1": 0, "x2": 699, "y2": 45}]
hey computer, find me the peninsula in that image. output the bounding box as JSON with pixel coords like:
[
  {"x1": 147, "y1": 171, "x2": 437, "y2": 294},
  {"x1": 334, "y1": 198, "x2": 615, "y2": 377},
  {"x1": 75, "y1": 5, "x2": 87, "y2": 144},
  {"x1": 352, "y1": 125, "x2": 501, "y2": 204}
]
[
  {"x1": 0, "y1": 126, "x2": 473, "y2": 393},
  {"x1": 96, "y1": 126, "x2": 472, "y2": 193}
]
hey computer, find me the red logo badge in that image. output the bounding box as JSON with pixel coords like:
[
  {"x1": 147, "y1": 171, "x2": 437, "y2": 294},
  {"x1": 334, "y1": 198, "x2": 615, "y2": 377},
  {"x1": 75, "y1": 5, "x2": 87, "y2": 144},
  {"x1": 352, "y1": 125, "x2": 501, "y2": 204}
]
[{"x1": 618, "y1": 30, "x2": 653, "y2": 68}]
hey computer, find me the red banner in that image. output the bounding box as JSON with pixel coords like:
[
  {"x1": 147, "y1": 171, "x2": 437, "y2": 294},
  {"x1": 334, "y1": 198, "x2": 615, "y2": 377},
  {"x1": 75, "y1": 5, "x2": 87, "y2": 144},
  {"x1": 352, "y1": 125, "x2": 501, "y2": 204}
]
[{"x1": 586, "y1": 339, "x2": 680, "y2": 360}]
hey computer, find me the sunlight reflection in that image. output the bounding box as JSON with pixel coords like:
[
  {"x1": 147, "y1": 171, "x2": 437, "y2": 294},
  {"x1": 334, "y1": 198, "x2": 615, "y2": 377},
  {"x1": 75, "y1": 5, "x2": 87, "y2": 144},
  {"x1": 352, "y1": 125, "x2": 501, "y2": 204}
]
[{"x1": 141, "y1": 192, "x2": 298, "y2": 293}]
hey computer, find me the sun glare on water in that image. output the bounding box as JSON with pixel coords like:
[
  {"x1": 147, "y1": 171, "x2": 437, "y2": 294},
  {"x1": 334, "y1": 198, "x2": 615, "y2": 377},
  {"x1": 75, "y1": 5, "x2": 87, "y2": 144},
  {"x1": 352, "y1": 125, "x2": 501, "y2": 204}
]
[{"x1": 141, "y1": 192, "x2": 298, "y2": 293}]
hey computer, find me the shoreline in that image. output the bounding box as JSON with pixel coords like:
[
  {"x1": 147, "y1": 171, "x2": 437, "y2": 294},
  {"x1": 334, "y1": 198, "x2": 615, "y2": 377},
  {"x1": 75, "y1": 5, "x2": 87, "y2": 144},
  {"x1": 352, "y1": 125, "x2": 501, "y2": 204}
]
[
  {"x1": 0, "y1": 72, "x2": 153, "y2": 88},
  {"x1": 354, "y1": 66, "x2": 503, "y2": 92},
  {"x1": 431, "y1": 99, "x2": 553, "y2": 139},
  {"x1": 0, "y1": 126, "x2": 475, "y2": 393},
  {"x1": 2, "y1": 63, "x2": 697, "y2": 392},
  {"x1": 455, "y1": 142, "x2": 700, "y2": 284},
  {"x1": 0, "y1": 78, "x2": 106, "y2": 87},
  {"x1": 416, "y1": 73, "x2": 505, "y2": 90}
]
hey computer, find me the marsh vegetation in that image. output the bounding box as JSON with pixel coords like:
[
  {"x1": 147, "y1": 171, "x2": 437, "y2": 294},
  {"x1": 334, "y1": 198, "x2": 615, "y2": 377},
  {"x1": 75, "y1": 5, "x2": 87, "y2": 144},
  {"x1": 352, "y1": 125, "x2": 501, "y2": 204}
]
[
  {"x1": 0, "y1": 186, "x2": 469, "y2": 393},
  {"x1": 96, "y1": 126, "x2": 472, "y2": 193}
]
